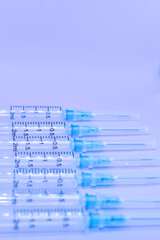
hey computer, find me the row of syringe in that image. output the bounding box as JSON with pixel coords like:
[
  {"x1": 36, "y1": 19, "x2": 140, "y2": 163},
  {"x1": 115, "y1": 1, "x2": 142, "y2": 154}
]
[
  {"x1": 0, "y1": 107, "x2": 156, "y2": 191},
  {"x1": 0, "y1": 119, "x2": 154, "y2": 152},
  {"x1": 0, "y1": 105, "x2": 158, "y2": 232},
  {"x1": 0, "y1": 106, "x2": 157, "y2": 191}
]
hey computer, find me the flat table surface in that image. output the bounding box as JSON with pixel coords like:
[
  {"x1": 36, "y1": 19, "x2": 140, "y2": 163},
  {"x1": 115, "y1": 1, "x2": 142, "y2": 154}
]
[{"x1": 0, "y1": 1, "x2": 160, "y2": 239}]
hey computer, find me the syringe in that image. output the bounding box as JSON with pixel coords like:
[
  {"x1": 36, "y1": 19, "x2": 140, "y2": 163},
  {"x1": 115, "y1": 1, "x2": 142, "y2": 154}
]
[
  {"x1": 1, "y1": 190, "x2": 160, "y2": 210},
  {"x1": 0, "y1": 168, "x2": 160, "y2": 191},
  {"x1": 0, "y1": 121, "x2": 149, "y2": 139},
  {"x1": 0, "y1": 151, "x2": 159, "y2": 169},
  {"x1": 0, "y1": 105, "x2": 139, "y2": 122},
  {"x1": 0, "y1": 137, "x2": 155, "y2": 153},
  {"x1": 0, "y1": 208, "x2": 160, "y2": 232}
]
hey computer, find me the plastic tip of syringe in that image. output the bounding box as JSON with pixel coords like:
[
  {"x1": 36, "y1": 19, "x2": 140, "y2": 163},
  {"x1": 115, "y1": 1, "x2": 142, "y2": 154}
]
[{"x1": 89, "y1": 212, "x2": 127, "y2": 228}]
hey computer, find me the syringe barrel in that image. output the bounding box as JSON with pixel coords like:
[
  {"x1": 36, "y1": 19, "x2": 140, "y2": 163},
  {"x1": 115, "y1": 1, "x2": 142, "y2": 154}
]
[
  {"x1": 0, "y1": 138, "x2": 72, "y2": 152},
  {"x1": 0, "y1": 192, "x2": 82, "y2": 209},
  {"x1": 0, "y1": 121, "x2": 69, "y2": 141},
  {"x1": 0, "y1": 208, "x2": 85, "y2": 232},
  {"x1": 0, "y1": 168, "x2": 78, "y2": 191},
  {"x1": 0, "y1": 151, "x2": 77, "y2": 169},
  {"x1": 0, "y1": 106, "x2": 64, "y2": 122}
]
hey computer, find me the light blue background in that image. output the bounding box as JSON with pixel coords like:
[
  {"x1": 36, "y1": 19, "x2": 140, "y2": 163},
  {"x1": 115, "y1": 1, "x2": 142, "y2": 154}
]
[{"x1": 0, "y1": 1, "x2": 160, "y2": 239}]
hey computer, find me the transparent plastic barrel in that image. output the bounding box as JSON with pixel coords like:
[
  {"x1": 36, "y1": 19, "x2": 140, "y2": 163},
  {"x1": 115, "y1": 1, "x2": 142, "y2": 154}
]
[
  {"x1": 0, "y1": 106, "x2": 64, "y2": 122},
  {"x1": 0, "y1": 208, "x2": 85, "y2": 232},
  {"x1": 0, "y1": 192, "x2": 82, "y2": 209},
  {"x1": 0, "y1": 168, "x2": 77, "y2": 191},
  {"x1": 0, "y1": 137, "x2": 71, "y2": 153},
  {"x1": 0, "y1": 121, "x2": 68, "y2": 140},
  {"x1": 0, "y1": 151, "x2": 77, "y2": 169}
]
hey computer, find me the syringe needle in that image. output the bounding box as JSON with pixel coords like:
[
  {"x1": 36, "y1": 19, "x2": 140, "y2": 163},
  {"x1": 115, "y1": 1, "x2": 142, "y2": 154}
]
[
  {"x1": 0, "y1": 106, "x2": 140, "y2": 122},
  {"x1": 0, "y1": 169, "x2": 159, "y2": 190},
  {"x1": 0, "y1": 191, "x2": 160, "y2": 210},
  {"x1": 0, "y1": 208, "x2": 160, "y2": 232},
  {"x1": 0, "y1": 138, "x2": 156, "y2": 153},
  {"x1": 0, "y1": 152, "x2": 159, "y2": 169},
  {"x1": 0, "y1": 123, "x2": 149, "y2": 140}
]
